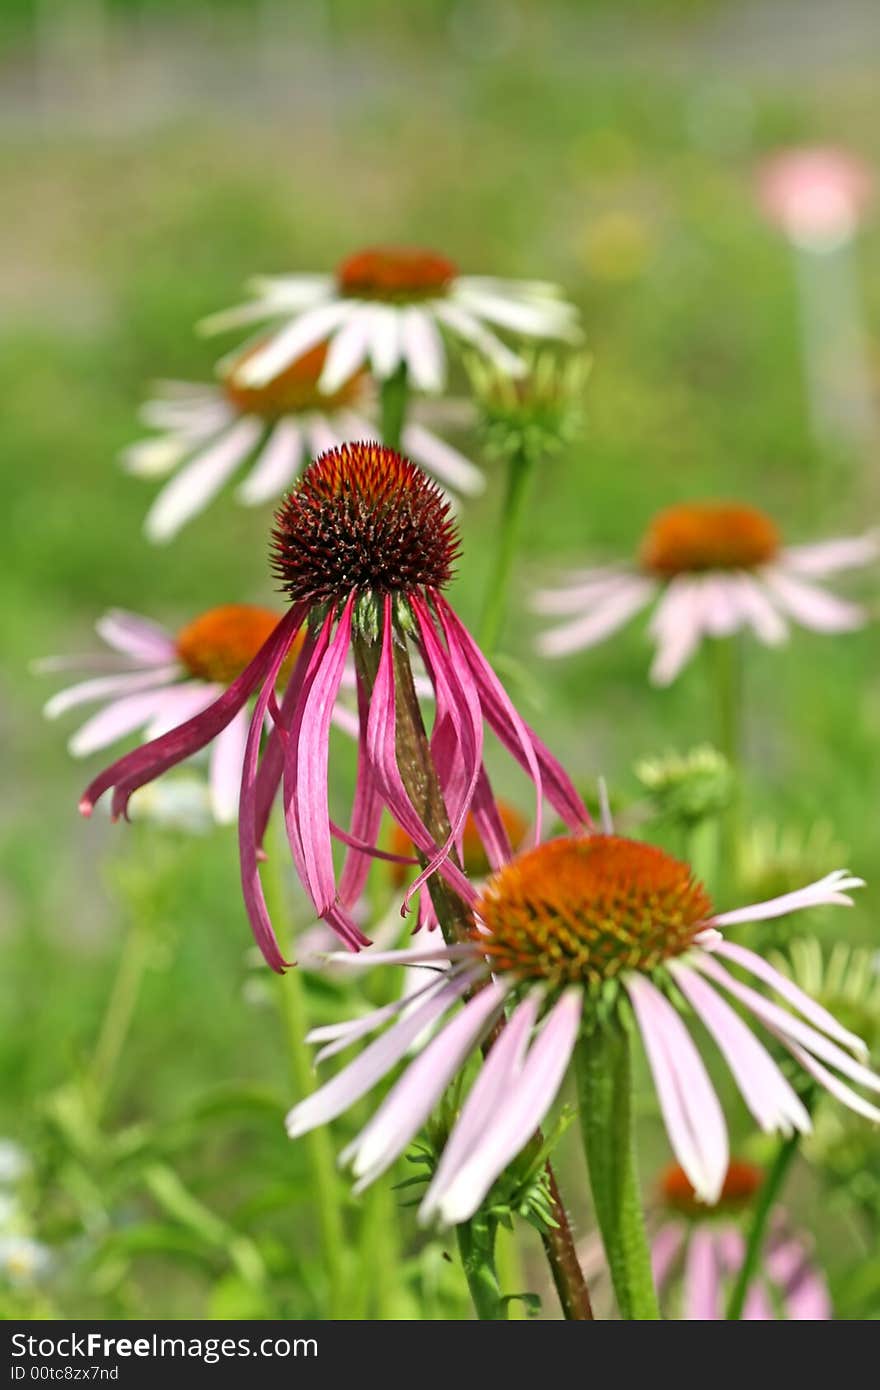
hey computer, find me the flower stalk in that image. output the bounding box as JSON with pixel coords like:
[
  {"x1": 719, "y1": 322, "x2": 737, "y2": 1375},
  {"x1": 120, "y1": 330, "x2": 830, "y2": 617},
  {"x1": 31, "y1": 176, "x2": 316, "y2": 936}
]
[
  {"x1": 380, "y1": 365, "x2": 409, "y2": 453},
  {"x1": 354, "y1": 620, "x2": 594, "y2": 1321},
  {"x1": 725, "y1": 1118, "x2": 807, "y2": 1320},
  {"x1": 480, "y1": 447, "x2": 535, "y2": 656},
  {"x1": 574, "y1": 1020, "x2": 661, "y2": 1320}
]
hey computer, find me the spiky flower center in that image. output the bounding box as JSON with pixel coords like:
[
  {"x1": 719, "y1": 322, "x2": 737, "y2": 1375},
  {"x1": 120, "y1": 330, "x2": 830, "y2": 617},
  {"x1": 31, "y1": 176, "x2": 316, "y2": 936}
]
[
  {"x1": 224, "y1": 341, "x2": 365, "y2": 418},
  {"x1": 336, "y1": 246, "x2": 457, "y2": 302},
  {"x1": 640, "y1": 503, "x2": 781, "y2": 577},
  {"x1": 271, "y1": 442, "x2": 459, "y2": 608},
  {"x1": 389, "y1": 800, "x2": 530, "y2": 886},
  {"x1": 474, "y1": 835, "x2": 712, "y2": 987},
  {"x1": 176, "y1": 604, "x2": 291, "y2": 684},
  {"x1": 661, "y1": 1160, "x2": 763, "y2": 1216}
]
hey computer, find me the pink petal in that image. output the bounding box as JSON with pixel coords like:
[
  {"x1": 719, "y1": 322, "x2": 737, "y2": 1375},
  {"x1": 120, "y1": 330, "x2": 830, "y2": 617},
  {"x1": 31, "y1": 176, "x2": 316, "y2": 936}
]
[
  {"x1": 45, "y1": 667, "x2": 181, "y2": 721},
  {"x1": 762, "y1": 568, "x2": 867, "y2": 632},
  {"x1": 69, "y1": 687, "x2": 180, "y2": 757},
  {"x1": 536, "y1": 576, "x2": 655, "y2": 656},
  {"x1": 286, "y1": 972, "x2": 479, "y2": 1139},
  {"x1": 627, "y1": 974, "x2": 728, "y2": 1204},
  {"x1": 648, "y1": 577, "x2": 707, "y2": 686},
  {"x1": 343, "y1": 981, "x2": 508, "y2": 1189},
  {"x1": 782, "y1": 534, "x2": 879, "y2": 577},
  {"x1": 709, "y1": 870, "x2": 864, "y2": 927},
  {"x1": 421, "y1": 988, "x2": 581, "y2": 1225},
  {"x1": 81, "y1": 607, "x2": 304, "y2": 821},
  {"x1": 95, "y1": 609, "x2": 177, "y2": 663},
  {"x1": 670, "y1": 962, "x2": 810, "y2": 1134},
  {"x1": 710, "y1": 939, "x2": 869, "y2": 1058},
  {"x1": 683, "y1": 1229, "x2": 722, "y2": 1319},
  {"x1": 209, "y1": 705, "x2": 249, "y2": 824},
  {"x1": 652, "y1": 1222, "x2": 685, "y2": 1290}
]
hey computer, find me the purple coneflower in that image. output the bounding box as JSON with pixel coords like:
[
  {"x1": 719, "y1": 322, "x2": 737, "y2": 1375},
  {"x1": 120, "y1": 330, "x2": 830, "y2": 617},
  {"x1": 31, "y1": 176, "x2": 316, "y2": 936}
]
[
  {"x1": 286, "y1": 833, "x2": 876, "y2": 1225},
  {"x1": 80, "y1": 443, "x2": 590, "y2": 970},
  {"x1": 758, "y1": 146, "x2": 872, "y2": 253},
  {"x1": 198, "y1": 247, "x2": 581, "y2": 393},
  {"x1": 39, "y1": 605, "x2": 337, "y2": 823},
  {"x1": 123, "y1": 342, "x2": 483, "y2": 543},
  {"x1": 534, "y1": 502, "x2": 877, "y2": 683},
  {"x1": 653, "y1": 1161, "x2": 831, "y2": 1320}
]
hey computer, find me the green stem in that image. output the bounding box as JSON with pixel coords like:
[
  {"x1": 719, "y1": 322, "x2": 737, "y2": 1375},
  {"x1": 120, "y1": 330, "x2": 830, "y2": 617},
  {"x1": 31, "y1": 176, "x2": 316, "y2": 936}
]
[
  {"x1": 574, "y1": 1024, "x2": 661, "y2": 1320},
  {"x1": 380, "y1": 364, "x2": 409, "y2": 451},
  {"x1": 264, "y1": 818, "x2": 349, "y2": 1319},
  {"x1": 726, "y1": 1130, "x2": 802, "y2": 1320},
  {"x1": 88, "y1": 918, "x2": 153, "y2": 1119},
  {"x1": 479, "y1": 448, "x2": 535, "y2": 656},
  {"x1": 456, "y1": 1216, "x2": 508, "y2": 1319},
  {"x1": 709, "y1": 635, "x2": 742, "y2": 899}
]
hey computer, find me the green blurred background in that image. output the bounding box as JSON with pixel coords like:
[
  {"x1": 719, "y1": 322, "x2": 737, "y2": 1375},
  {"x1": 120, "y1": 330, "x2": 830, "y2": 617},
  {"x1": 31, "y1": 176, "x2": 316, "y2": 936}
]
[{"x1": 1, "y1": 0, "x2": 878, "y2": 1319}]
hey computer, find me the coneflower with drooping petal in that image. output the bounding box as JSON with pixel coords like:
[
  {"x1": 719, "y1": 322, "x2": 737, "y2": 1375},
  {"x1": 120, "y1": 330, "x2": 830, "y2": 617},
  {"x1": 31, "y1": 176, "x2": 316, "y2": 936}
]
[
  {"x1": 533, "y1": 501, "x2": 878, "y2": 684},
  {"x1": 79, "y1": 443, "x2": 591, "y2": 971},
  {"x1": 37, "y1": 604, "x2": 358, "y2": 823},
  {"x1": 123, "y1": 341, "x2": 484, "y2": 543},
  {"x1": 652, "y1": 1161, "x2": 831, "y2": 1320},
  {"x1": 285, "y1": 830, "x2": 876, "y2": 1225},
  {"x1": 198, "y1": 247, "x2": 581, "y2": 395}
]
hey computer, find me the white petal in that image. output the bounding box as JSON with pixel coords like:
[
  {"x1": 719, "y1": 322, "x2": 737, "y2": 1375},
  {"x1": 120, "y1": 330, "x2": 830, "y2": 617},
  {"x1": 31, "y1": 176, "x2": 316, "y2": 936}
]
[
  {"x1": 536, "y1": 576, "x2": 656, "y2": 657},
  {"x1": 236, "y1": 420, "x2": 303, "y2": 505},
  {"x1": 400, "y1": 307, "x2": 446, "y2": 392},
  {"x1": 318, "y1": 309, "x2": 374, "y2": 393},
  {"x1": 144, "y1": 419, "x2": 263, "y2": 542},
  {"x1": 367, "y1": 305, "x2": 402, "y2": 379},
  {"x1": 432, "y1": 301, "x2": 526, "y2": 377},
  {"x1": 400, "y1": 422, "x2": 484, "y2": 496},
  {"x1": 233, "y1": 302, "x2": 353, "y2": 387}
]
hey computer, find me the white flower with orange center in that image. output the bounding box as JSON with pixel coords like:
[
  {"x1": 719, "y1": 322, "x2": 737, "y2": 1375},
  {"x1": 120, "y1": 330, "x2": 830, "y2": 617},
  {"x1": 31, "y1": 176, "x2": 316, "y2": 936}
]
[
  {"x1": 38, "y1": 604, "x2": 357, "y2": 823},
  {"x1": 198, "y1": 246, "x2": 581, "y2": 395},
  {"x1": 286, "y1": 831, "x2": 877, "y2": 1224},
  {"x1": 124, "y1": 341, "x2": 484, "y2": 542},
  {"x1": 534, "y1": 501, "x2": 878, "y2": 683}
]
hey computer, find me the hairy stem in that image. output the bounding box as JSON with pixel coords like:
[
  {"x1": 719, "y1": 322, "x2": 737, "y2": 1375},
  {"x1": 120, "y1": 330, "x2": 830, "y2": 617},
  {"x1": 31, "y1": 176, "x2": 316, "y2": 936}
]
[
  {"x1": 574, "y1": 1024, "x2": 660, "y2": 1320},
  {"x1": 355, "y1": 624, "x2": 594, "y2": 1320}
]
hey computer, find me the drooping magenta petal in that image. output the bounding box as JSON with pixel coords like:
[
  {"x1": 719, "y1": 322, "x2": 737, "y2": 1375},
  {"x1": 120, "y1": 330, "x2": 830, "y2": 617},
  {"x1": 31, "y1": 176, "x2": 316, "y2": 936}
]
[
  {"x1": 404, "y1": 597, "x2": 483, "y2": 909},
  {"x1": 80, "y1": 606, "x2": 305, "y2": 820},
  {"x1": 286, "y1": 595, "x2": 355, "y2": 913},
  {"x1": 364, "y1": 596, "x2": 478, "y2": 910},
  {"x1": 237, "y1": 617, "x2": 311, "y2": 973},
  {"x1": 434, "y1": 593, "x2": 592, "y2": 835},
  {"x1": 253, "y1": 627, "x2": 319, "y2": 850},
  {"x1": 337, "y1": 673, "x2": 388, "y2": 908}
]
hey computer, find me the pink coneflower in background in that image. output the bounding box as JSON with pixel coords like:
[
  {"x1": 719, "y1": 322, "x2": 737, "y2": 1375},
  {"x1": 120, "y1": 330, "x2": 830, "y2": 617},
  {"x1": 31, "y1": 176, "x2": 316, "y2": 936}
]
[
  {"x1": 79, "y1": 443, "x2": 590, "y2": 970},
  {"x1": 758, "y1": 147, "x2": 877, "y2": 451},
  {"x1": 198, "y1": 246, "x2": 581, "y2": 393},
  {"x1": 533, "y1": 502, "x2": 877, "y2": 683},
  {"x1": 123, "y1": 342, "x2": 484, "y2": 543},
  {"x1": 286, "y1": 832, "x2": 877, "y2": 1224},
  {"x1": 758, "y1": 146, "x2": 873, "y2": 253},
  {"x1": 37, "y1": 605, "x2": 353, "y2": 823},
  {"x1": 652, "y1": 1161, "x2": 831, "y2": 1320}
]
